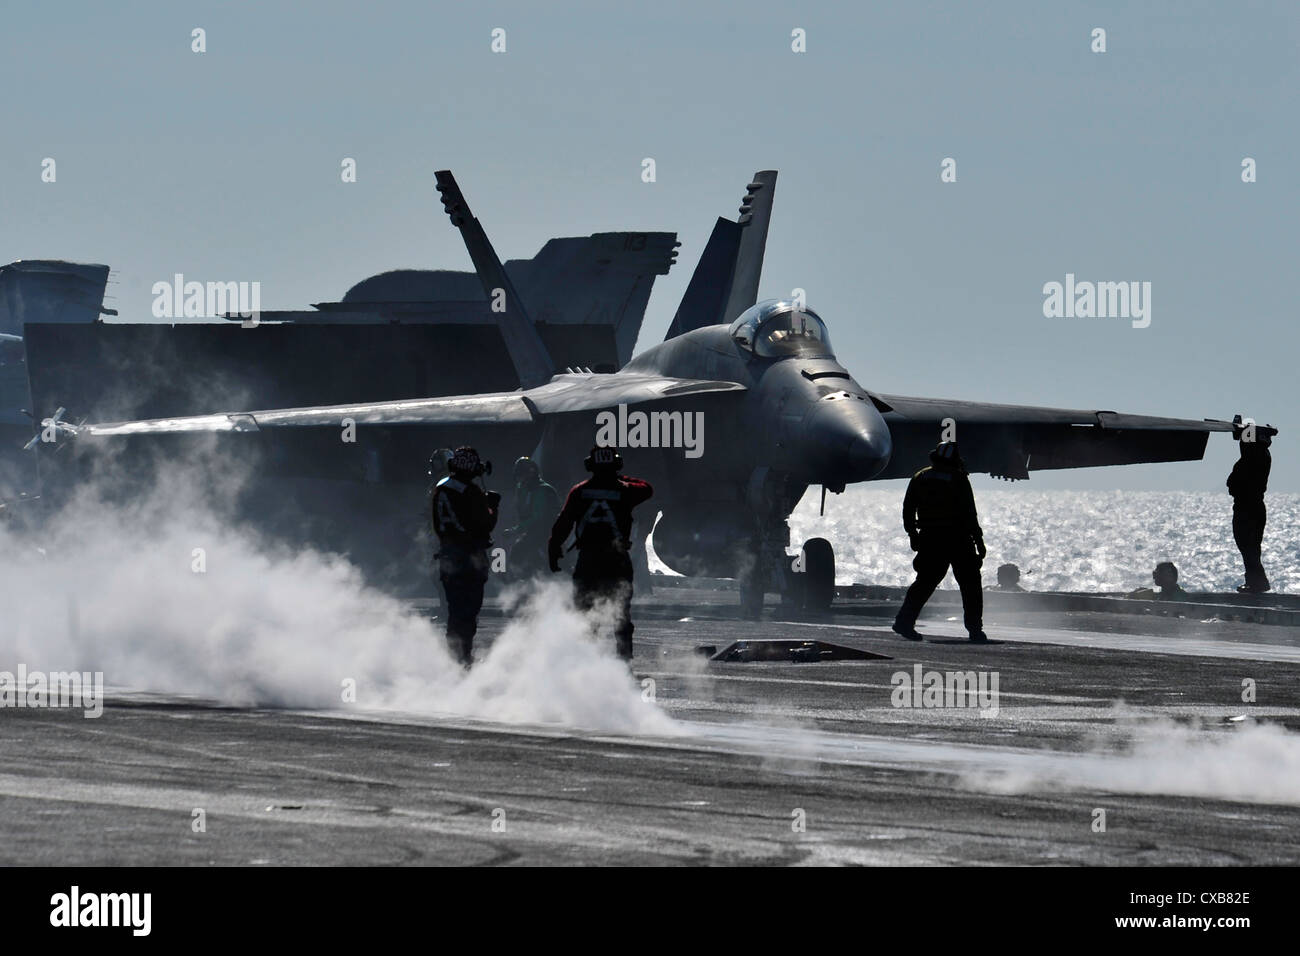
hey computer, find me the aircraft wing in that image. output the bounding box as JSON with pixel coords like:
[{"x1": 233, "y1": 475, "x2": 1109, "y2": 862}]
[
  {"x1": 82, "y1": 374, "x2": 747, "y2": 437},
  {"x1": 523, "y1": 373, "x2": 746, "y2": 414},
  {"x1": 869, "y1": 392, "x2": 1267, "y2": 480}
]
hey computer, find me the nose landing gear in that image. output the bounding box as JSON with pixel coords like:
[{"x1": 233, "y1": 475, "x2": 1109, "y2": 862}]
[
  {"x1": 738, "y1": 534, "x2": 837, "y2": 617},
  {"x1": 739, "y1": 469, "x2": 839, "y2": 616}
]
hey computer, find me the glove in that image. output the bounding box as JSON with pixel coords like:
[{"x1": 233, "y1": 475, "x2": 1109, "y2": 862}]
[
  {"x1": 908, "y1": 533, "x2": 921, "y2": 552},
  {"x1": 974, "y1": 538, "x2": 987, "y2": 561},
  {"x1": 548, "y1": 554, "x2": 562, "y2": 573}
]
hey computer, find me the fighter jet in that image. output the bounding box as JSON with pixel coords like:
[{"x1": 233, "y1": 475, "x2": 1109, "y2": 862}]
[{"x1": 68, "y1": 170, "x2": 1272, "y2": 611}]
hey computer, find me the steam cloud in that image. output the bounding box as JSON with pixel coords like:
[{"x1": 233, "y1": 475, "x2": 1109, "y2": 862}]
[
  {"x1": 966, "y1": 717, "x2": 1300, "y2": 806},
  {"x1": 0, "y1": 446, "x2": 677, "y2": 735},
  {"x1": 8, "y1": 445, "x2": 1296, "y2": 800}
]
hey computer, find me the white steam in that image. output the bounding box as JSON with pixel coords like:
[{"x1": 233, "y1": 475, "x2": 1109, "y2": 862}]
[
  {"x1": 0, "y1": 451, "x2": 676, "y2": 735},
  {"x1": 967, "y1": 718, "x2": 1300, "y2": 805}
]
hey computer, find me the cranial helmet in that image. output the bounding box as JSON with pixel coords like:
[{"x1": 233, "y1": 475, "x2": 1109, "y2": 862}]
[
  {"x1": 450, "y1": 446, "x2": 485, "y2": 477},
  {"x1": 584, "y1": 445, "x2": 624, "y2": 473},
  {"x1": 514, "y1": 456, "x2": 540, "y2": 483},
  {"x1": 925, "y1": 442, "x2": 967, "y2": 470},
  {"x1": 428, "y1": 448, "x2": 454, "y2": 479}
]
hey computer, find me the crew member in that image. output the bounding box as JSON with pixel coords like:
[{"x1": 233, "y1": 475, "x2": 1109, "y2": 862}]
[
  {"x1": 893, "y1": 441, "x2": 988, "y2": 643},
  {"x1": 505, "y1": 456, "x2": 559, "y2": 577},
  {"x1": 996, "y1": 563, "x2": 1025, "y2": 592},
  {"x1": 427, "y1": 448, "x2": 454, "y2": 490},
  {"x1": 1228, "y1": 434, "x2": 1272, "y2": 594},
  {"x1": 1128, "y1": 561, "x2": 1187, "y2": 600},
  {"x1": 431, "y1": 446, "x2": 500, "y2": 666},
  {"x1": 548, "y1": 446, "x2": 653, "y2": 661},
  {"x1": 426, "y1": 446, "x2": 454, "y2": 589}
]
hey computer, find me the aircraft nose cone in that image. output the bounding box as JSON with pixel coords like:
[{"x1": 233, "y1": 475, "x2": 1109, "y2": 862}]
[
  {"x1": 803, "y1": 402, "x2": 892, "y2": 486},
  {"x1": 849, "y1": 432, "x2": 892, "y2": 479}
]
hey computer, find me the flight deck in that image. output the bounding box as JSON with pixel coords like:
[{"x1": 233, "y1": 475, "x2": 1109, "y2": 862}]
[{"x1": 2, "y1": 587, "x2": 1296, "y2": 866}]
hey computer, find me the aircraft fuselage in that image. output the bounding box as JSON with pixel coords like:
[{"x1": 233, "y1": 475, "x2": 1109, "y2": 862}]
[
  {"x1": 620, "y1": 323, "x2": 892, "y2": 492},
  {"x1": 540, "y1": 316, "x2": 892, "y2": 579}
]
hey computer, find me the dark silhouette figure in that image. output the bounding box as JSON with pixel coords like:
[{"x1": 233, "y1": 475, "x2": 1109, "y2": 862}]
[
  {"x1": 549, "y1": 446, "x2": 653, "y2": 661},
  {"x1": 996, "y1": 563, "x2": 1025, "y2": 591},
  {"x1": 1228, "y1": 436, "x2": 1271, "y2": 594},
  {"x1": 893, "y1": 442, "x2": 988, "y2": 642},
  {"x1": 1153, "y1": 561, "x2": 1186, "y2": 597},
  {"x1": 505, "y1": 456, "x2": 559, "y2": 578},
  {"x1": 1128, "y1": 561, "x2": 1188, "y2": 600},
  {"x1": 431, "y1": 446, "x2": 500, "y2": 666}
]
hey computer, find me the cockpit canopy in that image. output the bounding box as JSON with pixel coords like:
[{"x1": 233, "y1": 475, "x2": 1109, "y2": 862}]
[{"x1": 728, "y1": 299, "x2": 833, "y2": 359}]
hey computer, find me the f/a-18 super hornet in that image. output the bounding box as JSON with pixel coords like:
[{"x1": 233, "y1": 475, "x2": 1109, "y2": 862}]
[{"x1": 59, "y1": 170, "x2": 1274, "y2": 611}]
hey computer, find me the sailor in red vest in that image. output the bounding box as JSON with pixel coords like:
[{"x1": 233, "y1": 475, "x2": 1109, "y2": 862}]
[{"x1": 548, "y1": 446, "x2": 653, "y2": 661}]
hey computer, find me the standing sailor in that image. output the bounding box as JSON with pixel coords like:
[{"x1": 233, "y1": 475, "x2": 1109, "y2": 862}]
[
  {"x1": 1228, "y1": 432, "x2": 1272, "y2": 594},
  {"x1": 505, "y1": 456, "x2": 559, "y2": 578},
  {"x1": 430, "y1": 446, "x2": 500, "y2": 666},
  {"x1": 892, "y1": 441, "x2": 988, "y2": 643},
  {"x1": 548, "y1": 446, "x2": 653, "y2": 661}
]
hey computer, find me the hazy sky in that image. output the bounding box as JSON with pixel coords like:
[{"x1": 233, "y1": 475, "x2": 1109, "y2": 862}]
[{"x1": 2, "y1": 1, "x2": 1294, "y2": 491}]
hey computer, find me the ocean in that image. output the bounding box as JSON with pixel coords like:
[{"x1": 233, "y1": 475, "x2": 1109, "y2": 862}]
[{"x1": 780, "y1": 488, "x2": 1300, "y2": 594}]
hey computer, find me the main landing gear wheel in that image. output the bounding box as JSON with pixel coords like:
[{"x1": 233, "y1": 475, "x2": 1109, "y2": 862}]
[{"x1": 800, "y1": 537, "x2": 835, "y2": 612}]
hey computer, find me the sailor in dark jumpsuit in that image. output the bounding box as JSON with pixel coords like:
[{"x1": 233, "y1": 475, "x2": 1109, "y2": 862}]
[
  {"x1": 548, "y1": 446, "x2": 653, "y2": 661},
  {"x1": 892, "y1": 441, "x2": 988, "y2": 643},
  {"x1": 505, "y1": 456, "x2": 559, "y2": 578},
  {"x1": 1228, "y1": 434, "x2": 1271, "y2": 594},
  {"x1": 431, "y1": 446, "x2": 500, "y2": 666}
]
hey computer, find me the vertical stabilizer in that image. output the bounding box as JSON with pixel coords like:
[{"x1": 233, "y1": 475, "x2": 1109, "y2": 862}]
[
  {"x1": 720, "y1": 171, "x2": 777, "y2": 324},
  {"x1": 663, "y1": 217, "x2": 742, "y2": 340},
  {"x1": 434, "y1": 171, "x2": 555, "y2": 389}
]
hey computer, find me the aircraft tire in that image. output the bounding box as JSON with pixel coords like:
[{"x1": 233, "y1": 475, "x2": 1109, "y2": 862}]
[{"x1": 801, "y1": 537, "x2": 835, "y2": 611}]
